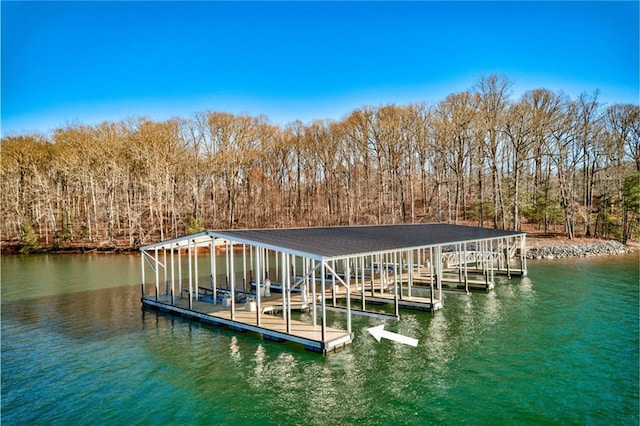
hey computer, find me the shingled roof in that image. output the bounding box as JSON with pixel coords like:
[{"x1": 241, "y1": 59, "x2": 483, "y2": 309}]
[{"x1": 141, "y1": 223, "x2": 525, "y2": 260}]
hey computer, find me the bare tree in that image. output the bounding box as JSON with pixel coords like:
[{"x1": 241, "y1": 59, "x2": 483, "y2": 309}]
[
  {"x1": 3, "y1": 75, "x2": 639, "y2": 248},
  {"x1": 474, "y1": 74, "x2": 512, "y2": 229}
]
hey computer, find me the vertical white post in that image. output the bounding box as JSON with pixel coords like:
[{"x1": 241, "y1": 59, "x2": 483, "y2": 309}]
[
  {"x1": 265, "y1": 249, "x2": 270, "y2": 280},
  {"x1": 225, "y1": 241, "x2": 230, "y2": 290},
  {"x1": 393, "y1": 251, "x2": 399, "y2": 317},
  {"x1": 378, "y1": 254, "x2": 384, "y2": 293},
  {"x1": 178, "y1": 245, "x2": 183, "y2": 298},
  {"x1": 187, "y1": 240, "x2": 193, "y2": 310},
  {"x1": 525, "y1": 235, "x2": 529, "y2": 275},
  {"x1": 296, "y1": 257, "x2": 309, "y2": 302},
  {"x1": 230, "y1": 240, "x2": 235, "y2": 320},
  {"x1": 287, "y1": 254, "x2": 292, "y2": 334},
  {"x1": 321, "y1": 260, "x2": 327, "y2": 344},
  {"x1": 140, "y1": 253, "x2": 146, "y2": 298},
  {"x1": 303, "y1": 257, "x2": 308, "y2": 303},
  {"x1": 210, "y1": 238, "x2": 215, "y2": 302},
  {"x1": 464, "y1": 243, "x2": 469, "y2": 293},
  {"x1": 163, "y1": 249, "x2": 168, "y2": 296},
  {"x1": 360, "y1": 256, "x2": 365, "y2": 302},
  {"x1": 291, "y1": 253, "x2": 296, "y2": 284},
  {"x1": 255, "y1": 244, "x2": 261, "y2": 327},
  {"x1": 436, "y1": 246, "x2": 443, "y2": 304},
  {"x1": 243, "y1": 244, "x2": 247, "y2": 293},
  {"x1": 484, "y1": 240, "x2": 489, "y2": 286},
  {"x1": 346, "y1": 259, "x2": 352, "y2": 334},
  {"x1": 398, "y1": 251, "x2": 403, "y2": 301},
  {"x1": 170, "y1": 245, "x2": 175, "y2": 305},
  {"x1": 429, "y1": 247, "x2": 434, "y2": 308},
  {"x1": 212, "y1": 239, "x2": 217, "y2": 305},
  {"x1": 490, "y1": 239, "x2": 495, "y2": 284},
  {"x1": 331, "y1": 260, "x2": 337, "y2": 306},
  {"x1": 370, "y1": 254, "x2": 375, "y2": 296},
  {"x1": 194, "y1": 242, "x2": 199, "y2": 301},
  {"x1": 154, "y1": 247, "x2": 159, "y2": 302},
  {"x1": 505, "y1": 238, "x2": 512, "y2": 278},
  {"x1": 407, "y1": 249, "x2": 413, "y2": 298},
  {"x1": 379, "y1": 254, "x2": 384, "y2": 294},
  {"x1": 312, "y1": 259, "x2": 317, "y2": 326},
  {"x1": 249, "y1": 245, "x2": 253, "y2": 283},
  {"x1": 360, "y1": 256, "x2": 365, "y2": 311},
  {"x1": 282, "y1": 252, "x2": 290, "y2": 331}
]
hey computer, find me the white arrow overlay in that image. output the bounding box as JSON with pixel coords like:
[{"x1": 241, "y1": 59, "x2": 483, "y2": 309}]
[{"x1": 367, "y1": 325, "x2": 418, "y2": 347}]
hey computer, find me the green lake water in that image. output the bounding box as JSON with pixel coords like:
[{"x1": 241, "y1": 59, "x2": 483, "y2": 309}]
[{"x1": 1, "y1": 253, "x2": 638, "y2": 425}]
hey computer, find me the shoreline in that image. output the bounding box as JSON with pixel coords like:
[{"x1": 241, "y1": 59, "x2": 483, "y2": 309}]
[
  {"x1": 2, "y1": 235, "x2": 638, "y2": 259},
  {"x1": 524, "y1": 240, "x2": 635, "y2": 260}
]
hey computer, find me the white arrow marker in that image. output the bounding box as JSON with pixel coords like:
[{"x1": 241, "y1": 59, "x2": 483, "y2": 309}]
[{"x1": 367, "y1": 325, "x2": 418, "y2": 347}]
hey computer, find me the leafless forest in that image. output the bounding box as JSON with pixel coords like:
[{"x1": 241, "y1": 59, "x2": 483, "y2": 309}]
[{"x1": 2, "y1": 75, "x2": 639, "y2": 251}]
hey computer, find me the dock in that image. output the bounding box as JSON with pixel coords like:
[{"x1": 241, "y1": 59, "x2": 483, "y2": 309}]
[
  {"x1": 139, "y1": 223, "x2": 527, "y2": 354},
  {"x1": 143, "y1": 293, "x2": 352, "y2": 353}
]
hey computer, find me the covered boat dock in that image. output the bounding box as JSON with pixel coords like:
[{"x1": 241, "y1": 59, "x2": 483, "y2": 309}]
[{"x1": 139, "y1": 223, "x2": 526, "y2": 354}]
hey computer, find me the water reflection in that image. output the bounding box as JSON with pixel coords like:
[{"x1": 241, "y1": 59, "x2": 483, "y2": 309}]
[
  {"x1": 480, "y1": 291, "x2": 503, "y2": 325},
  {"x1": 397, "y1": 313, "x2": 420, "y2": 345},
  {"x1": 229, "y1": 336, "x2": 241, "y2": 362},
  {"x1": 252, "y1": 344, "x2": 266, "y2": 381},
  {"x1": 425, "y1": 311, "x2": 453, "y2": 370},
  {"x1": 1, "y1": 253, "x2": 141, "y2": 302},
  {"x1": 1, "y1": 285, "x2": 141, "y2": 342},
  {"x1": 518, "y1": 276, "x2": 535, "y2": 298}
]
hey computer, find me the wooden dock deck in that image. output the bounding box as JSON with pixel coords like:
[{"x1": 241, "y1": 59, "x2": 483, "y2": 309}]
[
  {"x1": 142, "y1": 295, "x2": 353, "y2": 354},
  {"x1": 325, "y1": 283, "x2": 443, "y2": 312}
]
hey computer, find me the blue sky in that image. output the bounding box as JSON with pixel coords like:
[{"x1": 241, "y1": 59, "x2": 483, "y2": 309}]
[{"x1": 2, "y1": 1, "x2": 638, "y2": 137}]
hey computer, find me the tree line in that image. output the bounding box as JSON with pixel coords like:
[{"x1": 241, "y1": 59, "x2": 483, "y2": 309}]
[{"x1": 2, "y1": 75, "x2": 639, "y2": 251}]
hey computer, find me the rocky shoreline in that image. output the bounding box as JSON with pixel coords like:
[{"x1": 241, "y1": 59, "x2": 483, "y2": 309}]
[
  {"x1": 2, "y1": 237, "x2": 637, "y2": 260},
  {"x1": 525, "y1": 240, "x2": 634, "y2": 259}
]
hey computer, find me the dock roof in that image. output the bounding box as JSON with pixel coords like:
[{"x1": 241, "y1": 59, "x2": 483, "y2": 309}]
[{"x1": 140, "y1": 223, "x2": 525, "y2": 260}]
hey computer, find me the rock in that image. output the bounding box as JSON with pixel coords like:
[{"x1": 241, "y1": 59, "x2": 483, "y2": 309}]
[{"x1": 525, "y1": 241, "x2": 632, "y2": 259}]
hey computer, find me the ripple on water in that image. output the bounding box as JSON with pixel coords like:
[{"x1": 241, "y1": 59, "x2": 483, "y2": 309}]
[{"x1": 1, "y1": 254, "x2": 638, "y2": 424}]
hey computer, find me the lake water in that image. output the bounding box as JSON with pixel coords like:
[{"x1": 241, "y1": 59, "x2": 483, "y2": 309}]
[{"x1": 2, "y1": 253, "x2": 638, "y2": 425}]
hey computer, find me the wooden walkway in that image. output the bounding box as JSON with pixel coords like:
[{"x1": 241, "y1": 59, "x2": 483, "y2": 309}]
[
  {"x1": 325, "y1": 282, "x2": 443, "y2": 312},
  {"x1": 142, "y1": 294, "x2": 352, "y2": 354}
]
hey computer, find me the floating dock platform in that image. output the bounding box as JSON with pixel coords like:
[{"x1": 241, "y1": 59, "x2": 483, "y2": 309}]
[
  {"x1": 143, "y1": 293, "x2": 352, "y2": 354},
  {"x1": 139, "y1": 223, "x2": 527, "y2": 354}
]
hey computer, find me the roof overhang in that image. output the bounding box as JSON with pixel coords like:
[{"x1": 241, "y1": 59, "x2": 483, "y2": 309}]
[{"x1": 139, "y1": 224, "x2": 526, "y2": 261}]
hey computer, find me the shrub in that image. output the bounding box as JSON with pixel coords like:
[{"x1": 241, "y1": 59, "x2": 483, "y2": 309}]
[{"x1": 19, "y1": 222, "x2": 40, "y2": 253}]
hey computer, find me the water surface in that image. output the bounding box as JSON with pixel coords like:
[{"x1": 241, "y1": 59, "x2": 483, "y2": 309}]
[{"x1": 2, "y1": 253, "x2": 638, "y2": 425}]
